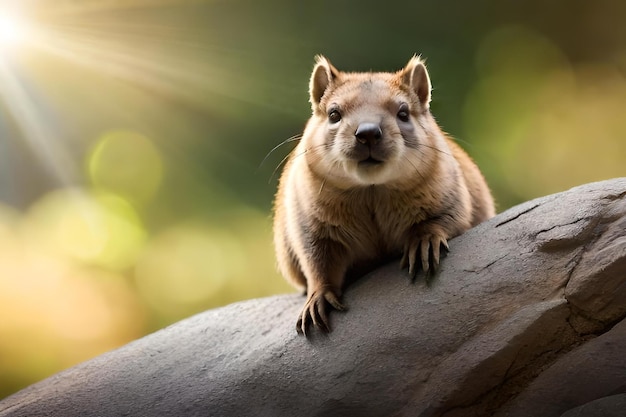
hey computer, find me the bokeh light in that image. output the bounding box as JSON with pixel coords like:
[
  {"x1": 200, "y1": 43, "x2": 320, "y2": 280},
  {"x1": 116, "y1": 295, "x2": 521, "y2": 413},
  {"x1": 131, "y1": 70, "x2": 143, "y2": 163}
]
[
  {"x1": 1, "y1": 0, "x2": 625, "y2": 402},
  {"x1": 464, "y1": 25, "x2": 626, "y2": 207},
  {"x1": 0, "y1": 201, "x2": 145, "y2": 397},
  {"x1": 134, "y1": 208, "x2": 289, "y2": 326},
  {"x1": 20, "y1": 189, "x2": 147, "y2": 270},
  {"x1": 89, "y1": 130, "x2": 164, "y2": 205},
  {"x1": 135, "y1": 223, "x2": 239, "y2": 316}
]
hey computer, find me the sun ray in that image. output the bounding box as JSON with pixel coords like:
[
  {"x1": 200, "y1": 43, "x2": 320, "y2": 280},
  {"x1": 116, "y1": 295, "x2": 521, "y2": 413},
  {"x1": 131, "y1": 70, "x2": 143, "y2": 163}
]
[
  {"x1": 0, "y1": 13, "x2": 27, "y2": 48},
  {"x1": 0, "y1": 0, "x2": 293, "y2": 209},
  {"x1": 0, "y1": 2, "x2": 213, "y2": 200},
  {"x1": 0, "y1": 58, "x2": 76, "y2": 185}
]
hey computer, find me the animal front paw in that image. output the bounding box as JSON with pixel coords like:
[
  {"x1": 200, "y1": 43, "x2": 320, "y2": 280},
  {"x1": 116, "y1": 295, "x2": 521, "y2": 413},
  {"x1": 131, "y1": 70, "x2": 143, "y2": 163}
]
[
  {"x1": 401, "y1": 226, "x2": 450, "y2": 278},
  {"x1": 296, "y1": 288, "x2": 346, "y2": 335}
]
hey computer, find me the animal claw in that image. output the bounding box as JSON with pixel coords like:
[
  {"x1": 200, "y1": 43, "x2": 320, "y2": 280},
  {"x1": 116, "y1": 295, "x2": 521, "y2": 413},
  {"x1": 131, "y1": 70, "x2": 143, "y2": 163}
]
[
  {"x1": 297, "y1": 288, "x2": 346, "y2": 335},
  {"x1": 401, "y1": 230, "x2": 449, "y2": 278}
]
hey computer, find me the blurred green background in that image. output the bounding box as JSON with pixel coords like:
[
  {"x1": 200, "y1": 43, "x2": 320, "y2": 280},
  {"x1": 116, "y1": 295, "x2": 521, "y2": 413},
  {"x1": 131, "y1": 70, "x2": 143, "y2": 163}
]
[{"x1": 1, "y1": 0, "x2": 625, "y2": 399}]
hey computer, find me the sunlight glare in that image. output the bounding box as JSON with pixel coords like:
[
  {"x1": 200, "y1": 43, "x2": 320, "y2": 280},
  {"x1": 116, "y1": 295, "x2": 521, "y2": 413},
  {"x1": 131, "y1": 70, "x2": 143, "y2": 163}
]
[{"x1": 0, "y1": 12, "x2": 28, "y2": 50}]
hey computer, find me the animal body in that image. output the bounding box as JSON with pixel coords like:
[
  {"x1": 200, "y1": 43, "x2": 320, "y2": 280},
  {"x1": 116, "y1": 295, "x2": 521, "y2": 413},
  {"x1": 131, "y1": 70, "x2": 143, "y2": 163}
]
[{"x1": 273, "y1": 55, "x2": 495, "y2": 334}]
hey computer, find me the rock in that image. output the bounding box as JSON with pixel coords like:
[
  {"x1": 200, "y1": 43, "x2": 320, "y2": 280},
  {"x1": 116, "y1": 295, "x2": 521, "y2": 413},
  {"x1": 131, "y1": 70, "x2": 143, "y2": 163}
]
[
  {"x1": 501, "y1": 315, "x2": 626, "y2": 417},
  {"x1": 559, "y1": 394, "x2": 626, "y2": 417},
  {"x1": 0, "y1": 178, "x2": 625, "y2": 417}
]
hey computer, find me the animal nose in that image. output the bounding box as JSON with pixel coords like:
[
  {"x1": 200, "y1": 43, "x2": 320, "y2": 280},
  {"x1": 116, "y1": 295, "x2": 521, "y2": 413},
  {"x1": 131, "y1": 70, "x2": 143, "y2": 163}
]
[{"x1": 355, "y1": 123, "x2": 382, "y2": 146}]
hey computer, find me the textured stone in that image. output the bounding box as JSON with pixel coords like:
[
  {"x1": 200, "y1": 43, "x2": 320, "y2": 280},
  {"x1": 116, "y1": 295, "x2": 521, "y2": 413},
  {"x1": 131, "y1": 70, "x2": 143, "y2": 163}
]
[
  {"x1": 560, "y1": 394, "x2": 626, "y2": 417},
  {"x1": 500, "y1": 317, "x2": 626, "y2": 417},
  {"x1": 0, "y1": 178, "x2": 625, "y2": 417}
]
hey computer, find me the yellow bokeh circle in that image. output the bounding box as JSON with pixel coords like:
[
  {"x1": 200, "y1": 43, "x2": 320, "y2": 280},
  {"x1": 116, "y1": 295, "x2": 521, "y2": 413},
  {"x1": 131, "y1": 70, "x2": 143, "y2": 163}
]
[
  {"x1": 22, "y1": 188, "x2": 147, "y2": 270},
  {"x1": 89, "y1": 130, "x2": 163, "y2": 203}
]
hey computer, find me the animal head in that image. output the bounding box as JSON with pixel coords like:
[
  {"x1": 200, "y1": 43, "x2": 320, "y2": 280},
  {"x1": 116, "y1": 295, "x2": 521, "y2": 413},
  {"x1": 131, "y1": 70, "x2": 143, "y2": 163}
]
[{"x1": 302, "y1": 55, "x2": 442, "y2": 188}]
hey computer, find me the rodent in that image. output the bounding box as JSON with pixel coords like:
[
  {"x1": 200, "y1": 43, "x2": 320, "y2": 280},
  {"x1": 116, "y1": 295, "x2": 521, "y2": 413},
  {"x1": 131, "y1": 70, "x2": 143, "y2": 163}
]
[{"x1": 273, "y1": 55, "x2": 495, "y2": 335}]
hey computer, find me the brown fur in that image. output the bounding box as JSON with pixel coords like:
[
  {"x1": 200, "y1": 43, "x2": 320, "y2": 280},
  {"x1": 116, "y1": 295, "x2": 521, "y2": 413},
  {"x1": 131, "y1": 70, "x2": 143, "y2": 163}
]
[{"x1": 273, "y1": 55, "x2": 495, "y2": 334}]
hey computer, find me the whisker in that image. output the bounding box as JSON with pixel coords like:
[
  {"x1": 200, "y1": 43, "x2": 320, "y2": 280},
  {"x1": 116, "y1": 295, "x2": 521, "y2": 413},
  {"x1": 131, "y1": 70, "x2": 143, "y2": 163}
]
[
  {"x1": 418, "y1": 143, "x2": 453, "y2": 157},
  {"x1": 403, "y1": 154, "x2": 426, "y2": 184},
  {"x1": 258, "y1": 134, "x2": 302, "y2": 170},
  {"x1": 443, "y1": 131, "x2": 474, "y2": 149},
  {"x1": 318, "y1": 177, "x2": 327, "y2": 196},
  {"x1": 268, "y1": 151, "x2": 295, "y2": 184},
  {"x1": 268, "y1": 143, "x2": 328, "y2": 184},
  {"x1": 309, "y1": 143, "x2": 330, "y2": 156}
]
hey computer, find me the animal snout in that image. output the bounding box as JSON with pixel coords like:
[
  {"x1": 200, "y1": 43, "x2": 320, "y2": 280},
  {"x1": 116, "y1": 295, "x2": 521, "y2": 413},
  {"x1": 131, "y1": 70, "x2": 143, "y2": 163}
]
[{"x1": 355, "y1": 123, "x2": 382, "y2": 146}]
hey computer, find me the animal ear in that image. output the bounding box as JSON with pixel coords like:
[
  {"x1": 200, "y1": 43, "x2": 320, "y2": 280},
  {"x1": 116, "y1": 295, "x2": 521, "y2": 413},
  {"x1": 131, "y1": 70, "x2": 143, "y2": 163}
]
[
  {"x1": 309, "y1": 55, "x2": 340, "y2": 109},
  {"x1": 401, "y1": 55, "x2": 431, "y2": 108}
]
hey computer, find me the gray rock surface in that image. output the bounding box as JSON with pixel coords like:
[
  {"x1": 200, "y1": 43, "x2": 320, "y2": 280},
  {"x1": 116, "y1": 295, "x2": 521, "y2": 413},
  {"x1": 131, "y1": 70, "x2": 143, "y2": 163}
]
[
  {"x1": 0, "y1": 178, "x2": 625, "y2": 417},
  {"x1": 559, "y1": 394, "x2": 626, "y2": 417}
]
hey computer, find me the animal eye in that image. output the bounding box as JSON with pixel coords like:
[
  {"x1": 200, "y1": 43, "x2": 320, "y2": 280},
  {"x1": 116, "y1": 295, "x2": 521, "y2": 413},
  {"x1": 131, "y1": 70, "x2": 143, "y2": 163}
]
[
  {"x1": 397, "y1": 104, "x2": 410, "y2": 122},
  {"x1": 328, "y1": 109, "x2": 342, "y2": 124}
]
